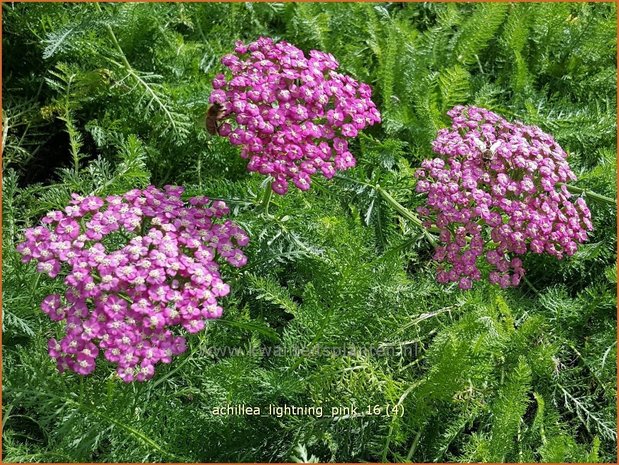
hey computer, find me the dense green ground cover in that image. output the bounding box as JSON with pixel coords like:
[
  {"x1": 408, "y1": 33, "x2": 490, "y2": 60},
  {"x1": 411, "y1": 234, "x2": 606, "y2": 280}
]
[{"x1": 2, "y1": 2, "x2": 617, "y2": 462}]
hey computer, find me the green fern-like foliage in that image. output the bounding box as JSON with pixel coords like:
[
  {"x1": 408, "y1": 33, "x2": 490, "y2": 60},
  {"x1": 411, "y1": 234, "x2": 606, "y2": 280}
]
[{"x1": 2, "y1": 2, "x2": 616, "y2": 463}]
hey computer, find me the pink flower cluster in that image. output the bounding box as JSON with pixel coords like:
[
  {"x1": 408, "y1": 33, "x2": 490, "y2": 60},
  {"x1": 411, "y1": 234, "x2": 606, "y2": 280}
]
[
  {"x1": 17, "y1": 186, "x2": 249, "y2": 382},
  {"x1": 415, "y1": 106, "x2": 592, "y2": 289},
  {"x1": 209, "y1": 36, "x2": 381, "y2": 194}
]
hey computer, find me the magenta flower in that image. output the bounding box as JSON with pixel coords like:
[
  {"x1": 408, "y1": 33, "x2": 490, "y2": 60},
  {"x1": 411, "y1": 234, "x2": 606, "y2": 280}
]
[
  {"x1": 416, "y1": 106, "x2": 593, "y2": 289},
  {"x1": 209, "y1": 37, "x2": 381, "y2": 194},
  {"x1": 17, "y1": 186, "x2": 249, "y2": 382}
]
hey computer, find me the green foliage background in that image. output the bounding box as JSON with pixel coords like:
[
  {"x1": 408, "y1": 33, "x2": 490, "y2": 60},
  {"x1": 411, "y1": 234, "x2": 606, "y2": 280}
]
[{"x1": 2, "y1": 2, "x2": 617, "y2": 462}]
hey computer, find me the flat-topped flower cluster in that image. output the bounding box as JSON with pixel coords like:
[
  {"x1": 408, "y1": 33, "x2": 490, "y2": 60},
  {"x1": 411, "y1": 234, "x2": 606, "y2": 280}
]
[
  {"x1": 415, "y1": 106, "x2": 593, "y2": 289},
  {"x1": 209, "y1": 36, "x2": 381, "y2": 194},
  {"x1": 17, "y1": 186, "x2": 248, "y2": 382}
]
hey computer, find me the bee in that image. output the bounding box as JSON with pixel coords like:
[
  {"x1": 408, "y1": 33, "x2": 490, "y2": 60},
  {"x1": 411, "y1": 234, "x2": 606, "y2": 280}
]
[
  {"x1": 205, "y1": 103, "x2": 226, "y2": 135},
  {"x1": 482, "y1": 141, "x2": 501, "y2": 162}
]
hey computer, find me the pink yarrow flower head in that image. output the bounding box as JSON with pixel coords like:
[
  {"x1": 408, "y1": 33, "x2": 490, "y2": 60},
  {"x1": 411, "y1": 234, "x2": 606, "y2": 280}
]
[
  {"x1": 416, "y1": 106, "x2": 593, "y2": 290},
  {"x1": 17, "y1": 186, "x2": 249, "y2": 382},
  {"x1": 210, "y1": 37, "x2": 381, "y2": 195}
]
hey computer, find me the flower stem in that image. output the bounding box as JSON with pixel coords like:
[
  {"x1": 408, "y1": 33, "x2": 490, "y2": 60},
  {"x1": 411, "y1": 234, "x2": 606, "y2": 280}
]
[
  {"x1": 375, "y1": 185, "x2": 438, "y2": 246},
  {"x1": 336, "y1": 175, "x2": 438, "y2": 246},
  {"x1": 261, "y1": 178, "x2": 274, "y2": 215},
  {"x1": 405, "y1": 430, "x2": 422, "y2": 462},
  {"x1": 562, "y1": 183, "x2": 616, "y2": 206},
  {"x1": 523, "y1": 276, "x2": 540, "y2": 295}
]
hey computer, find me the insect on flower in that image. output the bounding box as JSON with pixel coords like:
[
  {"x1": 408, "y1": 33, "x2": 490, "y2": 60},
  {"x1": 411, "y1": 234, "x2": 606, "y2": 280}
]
[
  {"x1": 208, "y1": 37, "x2": 381, "y2": 194},
  {"x1": 416, "y1": 105, "x2": 593, "y2": 290},
  {"x1": 205, "y1": 103, "x2": 226, "y2": 135}
]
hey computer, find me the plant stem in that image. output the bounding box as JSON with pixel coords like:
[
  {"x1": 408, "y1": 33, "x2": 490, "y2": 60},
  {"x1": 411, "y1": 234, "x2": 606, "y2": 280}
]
[
  {"x1": 335, "y1": 175, "x2": 438, "y2": 245},
  {"x1": 261, "y1": 178, "x2": 274, "y2": 215},
  {"x1": 523, "y1": 276, "x2": 540, "y2": 295},
  {"x1": 95, "y1": 3, "x2": 132, "y2": 70},
  {"x1": 381, "y1": 422, "x2": 394, "y2": 462},
  {"x1": 375, "y1": 184, "x2": 438, "y2": 246},
  {"x1": 405, "y1": 431, "x2": 422, "y2": 462},
  {"x1": 95, "y1": 3, "x2": 180, "y2": 134},
  {"x1": 69, "y1": 397, "x2": 187, "y2": 461},
  {"x1": 561, "y1": 183, "x2": 616, "y2": 206}
]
